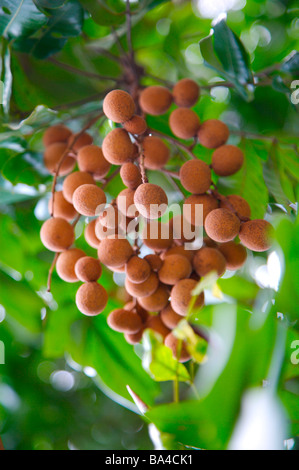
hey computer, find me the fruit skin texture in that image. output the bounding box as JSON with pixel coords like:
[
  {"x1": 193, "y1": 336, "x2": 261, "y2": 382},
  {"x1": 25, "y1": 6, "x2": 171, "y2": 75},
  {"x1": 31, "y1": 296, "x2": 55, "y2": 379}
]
[
  {"x1": 125, "y1": 256, "x2": 151, "y2": 284},
  {"x1": 123, "y1": 115, "x2": 147, "y2": 135},
  {"x1": 220, "y1": 194, "x2": 251, "y2": 219},
  {"x1": 184, "y1": 194, "x2": 218, "y2": 226},
  {"x1": 76, "y1": 282, "x2": 108, "y2": 316},
  {"x1": 218, "y1": 242, "x2": 247, "y2": 270},
  {"x1": 102, "y1": 128, "x2": 133, "y2": 165},
  {"x1": 139, "y1": 85, "x2": 173, "y2": 116},
  {"x1": 143, "y1": 136, "x2": 170, "y2": 170},
  {"x1": 137, "y1": 285, "x2": 169, "y2": 312},
  {"x1": 162, "y1": 246, "x2": 194, "y2": 263},
  {"x1": 171, "y1": 278, "x2": 204, "y2": 316},
  {"x1": 120, "y1": 162, "x2": 142, "y2": 190},
  {"x1": 77, "y1": 145, "x2": 110, "y2": 180},
  {"x1": 169, "y1": 108, "x2": 200, "y2": 140},
  {"x1": 172, "y1": 78, "x2": 200, "y2": 108},
  {"x1": 160, "y1": 304, "x2": 182, "y2": 329},
  {"x1": 197, "y1": 119, "x2": 229, "y2": 149},
  {"x1": 205, "y1": 208, "x2": 240, "y2": 243},
  {"x1": 56, "y1": 248, "x2": 85, "y2": 282},
  {"x1": 134, "y1": 183, "x2": 168, "y2": 219},
  {"x1": 141, "y1": 221, "x2": 173, "y2": 251},
  {"x1": 158, "y1": 254, "x2": 192, "y2": 286},
  {"x1": 107, "y1": 308, "x2": 142, "y2": 333},
  {"x1": 43, "y1": 125, "x2": 72, "y2": 147},
  {"x1": 125, "y1": 272, "x2": 159, "y2": 298},
  {"x1": 40, "y1": 217, "x2": 75, "y2": 252},
  {"x1": 48, "y1": 191, "x2": 77, "y2": 221},
  {"x1": 98, "y1": 236, "x2": 133, "y2": 267},
  {"x1": 193, "y1": 247, "x2": 226, "y2": 277},
  {"x1": 75, "y1": 256, "x2": 102, "y2": 282},
  {"x1": 63, "y1": 171, "x2": 96, "y2": 203},
  {"x1": 180, "y1": 159, "x2": 211, "y2": 194},
  {"x1": 68, "y1": 132, "x2": 93, "y2": 152},
  {"x1": 239, "y1": 219, "x2": 273, "y2": 252},
  {"x1": 44, "y1": 142, "x2": 75, "y2": 176},
  {"x1": 144, "y1": 254, "x2": 163, "y2": 272},
  {"x1": 73, "y1": 184, "x2": 106, "y2": 217},
  {"x1": 103, "y1": 90, "x2": 135, "y2": 123},
  {"x1": 125, "y1": 330, "x2": 144, "y2": 345},
  {"x1": 212, "y1": 145, "x2": 244, "y2": 176},
  {"x1": 164, "y1": 332, "x2": 191, "y2": 363},
  {"x1": 116, "y1": 188, "x2": 138, "y2": 218},
  {"x1": 145, "y1": 315, "x2": 170, "y2": 339},
  {"x1": 84, "y1": 219, "x2": 101, "y2": 249}
]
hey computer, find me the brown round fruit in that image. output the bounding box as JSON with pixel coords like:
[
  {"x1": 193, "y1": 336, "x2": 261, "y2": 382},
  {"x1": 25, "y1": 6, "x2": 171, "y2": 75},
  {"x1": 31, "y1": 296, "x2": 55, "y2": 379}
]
[
  {"x1": 120, "y1": 162, "x2": 142, "y2": 190},
  {"x1": 48, "y1": 191, "x2": 77, "y2": 221},
  {"x1": 139, "y1": 86, "x2": 173, "y2": 116},
  {"x1": 73, "y1": 184, "x2": 106, "y2": 217},
  {"x1": 205, "y1": 208, "x2": 240, "y2": 243},
  {"x1": 40, "y1": 217, "x2": 75, "y2": 252},
  {"x1": 212, "y1": 145, "x2": 244, "y2": 176},
  {"x1": 144, "y1": 254, "x2": 163, "y2": 272},
  {"x1": 116, "y1": 188, "x2": 138, "y2": 218},
  {"x1": 56, "y1": 248, "x2": 85, "y2": 282},
  {"x1": 145, "y1": 315, "x2": 170, "y2": 339},
  {"x1": 141, "y1": 221, "x2": 173, "y2": 251},
  {"x1": 68, "y1": 132, "x2": 93, "y2": 152},
  {"x1": 77, "y1": 145, "x2": 110, "y2": 180},
  {"x1": 98, "y1": 236, "x2": 133, "y2": 267},
  {"x1": 62, "y1": 171, "x2": 96, "y2": 203},
  {"x1": 220, "y1": 194, "x2": 251, "y2": 219},
  {"x1": 138, "y1": 285, "x2": 169, "y2": 312},
  {"x1": 125, "y1": 272, "x2": 159, "y2": 298},
  {"x1": 44, "y1": 142, "x2": 75, "y2": 176},
  {"x1": 158, "y1": 254, "x2": 192, "y2": 285},
  {"x1": 43, "y1": 125, "x2": 72, "y2": 147},
  {"x1": 134, "y1": 183, "x2": 168, "y2": 219},
  {"x1": 102, "y1": 128, "x2": 133, "y2": 165},
  {"x1": 170, "y1": 278, "x2": 204, "y2": 316},
  {"x1": 125, "y1": 256, "x2": 151, "y2": 284},
  {"x1": 239, "y1": 219, "x2": 273, "y2": 252},
  {"x1": 172, "y1": 78, "x2": 200, "y2": 108},
  {"x1": 84, "y1": 219, "x2": 101, "y2": 249},
  {"x1": 103, "y1": 89, "x2": 135, "y2": 123},
  {"x1": 161, "y1": 246, "x2": 194, "y2": 263},
  {"x1": 123, "y1": 115, "x2": 147, "y2": 135},
  {"x1": 218, "y1": 241, "x2": 247, "y2": 270},
  {"x1": 193, "y1": 247, "x2": 226, "y2": 277},
  {"x1": 180, "y1": 159, "x2": 211, "y2": 194},
  {"x1": 76, "y1": 282, "x2": 108, "y2": 316},
  {"x1": 124, "y1": 330, "x2": 144, "y2": 345},
  {"x1": 107, "y1": 308, "x2": 142, "y2": 333},
  {"x1": 169, "y1": 108, "x2": 200, "y2": 140},
  {"x1": 164, "y1": 332, "x2": 191, "y2": 363},
  {"x1": 183, "y1": 194, "x2": 218, "y2": 226},
  {"x1": 143, "y1": 136, "x2": 170, "y2": 170},
  {"x1": 75, "y1": 256, "x2": 102, "y2": 282},
  {"x1": 197, "y1": 119, "x2": 229, "y2": 149},
  {"x1": 160, "y1": 304, "x2": 182, "y2": 329}
]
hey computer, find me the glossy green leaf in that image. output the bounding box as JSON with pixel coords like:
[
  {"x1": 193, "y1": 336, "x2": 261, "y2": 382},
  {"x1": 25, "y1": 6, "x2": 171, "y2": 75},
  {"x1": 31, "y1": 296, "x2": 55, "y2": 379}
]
[
  {"x1": 2, "y1": 0, "x2": 46, "y2": 39},
  {"x1": 78, "y1": 0, "x2": 125, "y2": 26},
  {"x1": 281, "y1": 52, "x2": 299, "y2": 75}
]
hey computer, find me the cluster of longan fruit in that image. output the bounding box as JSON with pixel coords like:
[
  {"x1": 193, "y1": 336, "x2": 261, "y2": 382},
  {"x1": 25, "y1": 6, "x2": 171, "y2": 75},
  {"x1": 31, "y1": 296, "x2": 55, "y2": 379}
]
[{"x1": 39, "y1": 79, "x2": 273, "y2": 363}]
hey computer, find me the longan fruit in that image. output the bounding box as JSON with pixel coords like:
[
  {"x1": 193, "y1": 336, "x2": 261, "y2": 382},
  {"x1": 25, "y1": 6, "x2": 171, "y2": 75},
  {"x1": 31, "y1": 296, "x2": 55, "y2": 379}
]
[
  {"x1": 124, "y1": 301, "x2": 149, "y2": 324},
  {"x1": 220, "y1": 194, "x2": 251, "y2": 219},
  {"x1": 75, "y1": 256, "x2": 102, "y2": 282},
  {"x1": 239, "y1": 219, "x2": 273, "y2": 252},
  {"x1": 107, "y1": 308, "x2": 142, "y2": 334},
  {"x1": 103, "y1": 90, "x2": 135, "y2": 123},
  {"x1": 160, "y1": 304, "x2": 182, "y2": 329},
  {"x1": 180, "y1": 160, "x2": 211, "y2": 194},
  {"x1": 143, "y1": 136, "x2": 170, "y2": 170},
  {"x1": 62, "y1": 171, "x2": 96, "y2": 203},
  {"x1": 144, "y1": 254, "x2": 163, "y2": 272},
  {"x1": 125, "y1": 256, "x2": 151, "y2": 284},
  {"x1": 145, "y1": 315, "x2": 170, "y2": 339},
  {"x1": 141, "y1": 221, "x2": 173, "y2": 251},
  {"x1": 98, "y1": 236, "x2": 133, "y2": 267},
  {"x1": 76, "y1": 282, "x2": 108, "y2": 316},
  {"x1": 125, "y1": 272, "x2": 159, "y2": 298},
  {"x1": 170, "y1": 215, "x2": 195, "y2": 244},
  {"x1": 48, "y1": 191, "x2": 77, "y2": 221},
  {"x1": 205, "y1": 208, "x2": 240, "y2": 243},
  {"x1": 164, "y1": 332, "x2": 191, "y2": 363},
  {"x1": 138, "y1": 285, "x2": 169, "y2": 312},
  {"x1": 123, "y1": 115, "x2": 147, "y2": 135},
  {"x1": 77, "y1": 145, "x2": 110, "y2": 180},
  {"x1": 56, "y1": 248, "x2": 85, "y2": 282},
  {"x1": 197, "y1": 119, "x2": 229, "y2": 149},
  {"x1": 120, "y1": 162, "x2": 142, "y2": 189},
  {"x1": 134, "y1": 183, "x2": 168, "y2": 219},
  {"x1": 158, "y1": 254, "x2": 192, "y2": 286},
  {"x1": 124, "y1": 330, "x2": 144, "y2": 345},
  {"x1": 68, "y1": 132, "x2": 93, "y2": 152},
  {"x1": 161, "y1": 246, "x2": 194, "y2": 263},
  {"x1": 139, "y1": 86, "x2": 173, "y2": 116},
  {"x1": 172, "y1": 78, "x2": 200, "y2": 108},
  {"x1": 73, "y1": 184, "x2": 106, "y2": 217},
  {"x1": 84, "y1": 219, "x2": 101, "y2": 249},
  {"x1": 102, "y1": 128, "x2": 133, "y2": 165},
  {"x1": 203, "y1": 236, "x2": 218, "y2": 248},
  {"x1": 44, "y1": 142, "x2": 75, "y2": 176},
  {"x1": 40, "y1": 217, "x2": 75, "y2": 252},
  {"x1": 170, "y1": 278, "x2": 204, "y2": 316},
  {"x1": 218, "y1": 241, "x2": 247, "y2": 270},
  {"x1": 169, "y1": 108, "x2": 200, "y2": 140},
  {"x1": 95, "y1": 218, "x2": 120, "y2": 240},
  {"x1": 212, "y1": 145, "x2": 244, "y2": 176},
  {"x1": 183, "y1": 194, "x2": 218, "y2": 226},
  {"x1": 98, "y1": 205, "x2": 120, "y2": 229},
  {"x1": 116, "y1": 188, "x2": 139, "y2": 218},
  {"x1": 192, "y1": 247, "x2": 226, "y2": 277},
  {"x1": 43, "y1": 125, "x2": 72, "y2": 147}
]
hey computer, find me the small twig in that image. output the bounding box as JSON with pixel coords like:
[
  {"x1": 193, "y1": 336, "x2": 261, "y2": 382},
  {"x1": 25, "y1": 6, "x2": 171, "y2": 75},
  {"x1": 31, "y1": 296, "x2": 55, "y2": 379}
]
[
  {"x1": 139, "y1": 153, "x2": 148, "y2": 184},
  {"x1": 72, "y1": 213, "x2": 81, "y2": 227},
  {"x1": 145, "y1": 73, "x2": 174, "y2": 88},
  {"x1": 161, "y1": 169, "x2": 180, "y2": 180},
  {"x1": 47, "y1": 253, "x2": 59, "y2": 293},
  {"x1": 210, "y1": 188, "x2": 250, "y2": 222},
  {"x1": 126, "y1": 0, "x2": 134, "y2": 62},
  {"x1": 48, "y1": 57, "x2": 119, "y2": 82},
  {"x1": 101, "y1": 167, "x2": 121, "y2": 189},
  {"x1": 111, "y1": 27, "x2": 130, "y2": 65}
]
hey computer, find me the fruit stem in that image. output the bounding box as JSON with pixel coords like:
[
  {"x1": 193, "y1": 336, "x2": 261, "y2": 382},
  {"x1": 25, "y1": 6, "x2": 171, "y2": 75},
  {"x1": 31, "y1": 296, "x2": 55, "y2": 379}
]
[{"x1": 47, "y1": 252, "x2": 59, "y2": 293}]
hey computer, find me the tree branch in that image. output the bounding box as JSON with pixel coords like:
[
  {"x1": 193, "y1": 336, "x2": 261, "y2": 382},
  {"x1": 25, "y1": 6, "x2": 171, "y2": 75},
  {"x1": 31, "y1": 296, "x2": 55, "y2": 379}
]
[{"x1": 48, "y1": 57, "x2": 119, "y2": 82}]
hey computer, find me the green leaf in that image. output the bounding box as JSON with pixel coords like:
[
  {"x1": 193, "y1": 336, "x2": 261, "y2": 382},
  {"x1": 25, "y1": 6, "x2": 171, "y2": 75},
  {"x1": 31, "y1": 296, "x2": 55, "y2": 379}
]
[
  {"x1": 2, "y1": 0, "x2": 46, "y2": 39},
  {"x1": 78, "y1": 0, "x2": 125, "y2": 26},
  {"x1": 142, "y1": 330, "x2": 191, "y2": 383},
  {"x1": 218, "y1": 276, "x2": 259, "y2": 301},
  {"x1": 33, "y1": 0, "x2": 67, "y2": 9},
  {"x1": 0, "y1": 40, "x2": 12, "y2": 116},
  {"x1": 5, "y1": 104, "x2": 57, "y2": 131},
  {"x1": 0, "y1": 187, "x2": 37, "y2": 204},
  {"x1": 281, "y1": 51, "x2": 299, "y2": 75}
]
